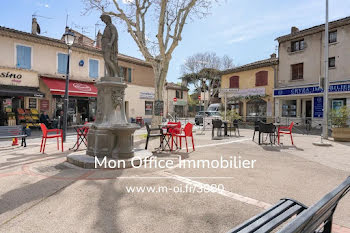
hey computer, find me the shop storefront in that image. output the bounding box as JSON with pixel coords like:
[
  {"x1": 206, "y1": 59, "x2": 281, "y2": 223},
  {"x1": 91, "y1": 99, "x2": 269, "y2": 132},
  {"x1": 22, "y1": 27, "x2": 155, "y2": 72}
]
[
  {"x1": 220, "y1": 87, "x2": 273, "y2": 122},
  {"x1": 40, "y1": 77, "x2": 97, "y2": 125},
  {"x1": 274, "y1": 83, "x2": 350, "y2": 126},
  {"x1": 0, "y1": 68, "x2": 44, "y2": 126}
]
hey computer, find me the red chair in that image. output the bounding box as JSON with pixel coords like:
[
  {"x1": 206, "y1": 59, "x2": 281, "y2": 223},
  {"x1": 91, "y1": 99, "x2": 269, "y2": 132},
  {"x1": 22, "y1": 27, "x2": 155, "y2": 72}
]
[
  {"x1": 175, "y1": 123, "x2": 195, "y2": 152},
  {"x1": 40, "y1": 123, "x2": 63, "y2": 153},
  {"x1": 165, "y1": 122, "x2": 181, "y2": 150},
  {"x1": 278, "y1": 122, "x2": 294, "y2": 145}
]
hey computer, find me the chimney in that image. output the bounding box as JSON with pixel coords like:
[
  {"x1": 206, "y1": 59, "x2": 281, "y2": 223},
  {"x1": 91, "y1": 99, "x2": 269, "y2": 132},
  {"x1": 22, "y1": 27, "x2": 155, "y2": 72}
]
[
  {"x1": 291, "y1": 26, "x2": 299, "y2": 34},
  {"x1": 31, "y1": 17, "x2": 40, "y2": 35},
  {"x1": 270, "y1": 53, "x2": 277, "y2": 59},
  {"x1": 96, "y1": 30, "x2": 102, "y2": 48}
]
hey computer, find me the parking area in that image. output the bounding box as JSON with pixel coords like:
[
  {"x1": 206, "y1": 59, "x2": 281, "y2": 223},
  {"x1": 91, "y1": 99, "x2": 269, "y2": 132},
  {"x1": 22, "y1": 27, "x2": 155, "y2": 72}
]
[{"x1": 0, "y1": 128, "x2": 350, "y2": 232}]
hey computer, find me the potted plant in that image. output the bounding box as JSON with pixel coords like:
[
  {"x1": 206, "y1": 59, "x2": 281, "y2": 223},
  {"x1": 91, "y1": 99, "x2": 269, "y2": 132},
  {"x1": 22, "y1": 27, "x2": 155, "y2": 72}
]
[
  {"x1": 330, "y1": 106, "x2": 350, "y2": 142},
  {"x1": 221, "y1": 110, "x2": 242, "y2": 122}
]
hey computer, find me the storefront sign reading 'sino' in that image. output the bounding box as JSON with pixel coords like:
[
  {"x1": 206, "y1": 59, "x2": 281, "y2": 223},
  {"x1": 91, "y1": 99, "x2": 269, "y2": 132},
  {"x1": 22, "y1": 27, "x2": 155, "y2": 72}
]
[{"x1": 1, "y1": 71, "x2": 22, "y2": 83}]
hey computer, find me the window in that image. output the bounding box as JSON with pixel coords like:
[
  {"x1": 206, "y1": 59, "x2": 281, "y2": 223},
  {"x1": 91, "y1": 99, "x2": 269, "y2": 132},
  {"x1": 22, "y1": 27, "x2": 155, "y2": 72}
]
[
  {"x1": 16, "y1": 45, "x2": 31, "y2": 69},
  {"x1": 291, "y1": 63, "x2": 303, "y2": 80},
  {"x1": 145, "y1": 101, "x2": 153, "y2": 115},
  {"x1": 229, "y1": 76, "x2": 239, "y2": 88},
  {"x1": 119, "y1": 67, "x2": 127, "y2": 79},
  {"x1": 176, "y1": 90, "x2": 183, "y2": 99},
  {"x1": 57, "y1": 53, "x2": 68, "y2": 74},
  {"x1": 329, "y1": 57, "x2": 335, "y2": 68},
  {"x1": 89, "y1": 59, "x2": 99, "y2": 78},
  {"x1": 282, "y1": 100, "x2": 297, "y2": 117},
  {"x1": 127, "y1": 68, "x2": 132, "y2": 82},
  {"x1": 291, "y1": 39, "x2": 305, "y2": 52},
  {"x1": 119, "y1": 67, "x2": 132, "y2": 82},
  {"x1": 329, "y1": 31, "x2": 337, "y2": 43},
  {"x1": 255, "y1": 71, "x2": 268, "y2": 86}
]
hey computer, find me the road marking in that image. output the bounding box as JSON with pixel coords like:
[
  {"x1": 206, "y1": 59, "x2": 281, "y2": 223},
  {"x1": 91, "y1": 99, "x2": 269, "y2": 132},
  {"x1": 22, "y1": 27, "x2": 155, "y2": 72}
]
[
  {"x1": 195, "y1": 138, "x2": 250, "y2": 149},
  {"x1": 161, "y1": 171, "x2": 272, "y2": 210}
]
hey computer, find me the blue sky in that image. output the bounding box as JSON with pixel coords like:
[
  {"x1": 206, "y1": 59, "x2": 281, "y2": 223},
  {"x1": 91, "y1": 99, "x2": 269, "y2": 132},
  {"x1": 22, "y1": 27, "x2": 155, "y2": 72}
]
[{"x1": 1, "y1": 0, "x2": 350, "y2": 84}]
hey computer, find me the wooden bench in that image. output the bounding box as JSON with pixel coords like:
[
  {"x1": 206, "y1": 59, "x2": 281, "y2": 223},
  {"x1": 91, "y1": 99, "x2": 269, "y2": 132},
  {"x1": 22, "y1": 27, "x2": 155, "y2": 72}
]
[
  {"x1": 0, "y1": 125, "x2": 27, "y2": 147},
  {"x1": 228, "y1": 176, "x2": 350, "y2": 233}
]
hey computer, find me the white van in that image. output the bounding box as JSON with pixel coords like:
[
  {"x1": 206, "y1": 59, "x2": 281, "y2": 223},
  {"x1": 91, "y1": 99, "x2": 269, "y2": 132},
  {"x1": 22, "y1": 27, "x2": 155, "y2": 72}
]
[{"x1": 207, "y1": 103, "x2": 221, "y2": 112}]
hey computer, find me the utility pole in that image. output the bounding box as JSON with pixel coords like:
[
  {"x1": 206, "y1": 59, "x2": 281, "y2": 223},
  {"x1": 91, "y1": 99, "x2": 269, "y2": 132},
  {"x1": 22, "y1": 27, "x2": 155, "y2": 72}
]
[{"x1": 322, "y1": 0, "x2": 329, "y2": 139}]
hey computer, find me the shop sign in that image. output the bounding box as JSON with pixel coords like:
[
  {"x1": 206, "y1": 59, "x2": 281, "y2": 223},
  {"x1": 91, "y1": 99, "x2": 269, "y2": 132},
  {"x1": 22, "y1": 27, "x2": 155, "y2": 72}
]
[
  {"x1": 1, "y1": 71, "x2": 22, "y2": 83},
  {"x1": 313, "y1": 96, "x2": 323, "y2": 118},
  {"x1": 40, "y1": 100, "x2": 50, "y2": 111},
  {"x1": 220, "y1": 88, "x2": 265, "y2": 98},
  {"x1": 73, "y1": 83, "x2": 92, "y2": 92},
  {"x1": 140, "y1": 92, "x2": 155, "y2": 99},
  {"x1": 29, "y1": 98, "x2": 37, "y2": 109},
  {"x1": 174, "y1": 100, "x2": 187, "y2": 106},
  {"x1": 154, "y1": 100, "x2": 164, "y2": 116},
  {"x1": 274, "y1": 83, "x2": 350, "y2": 96}
]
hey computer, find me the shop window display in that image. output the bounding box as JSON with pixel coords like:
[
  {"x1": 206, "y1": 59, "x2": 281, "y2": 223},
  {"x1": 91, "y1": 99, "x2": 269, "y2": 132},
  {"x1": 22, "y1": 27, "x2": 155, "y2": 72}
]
[
  {"x1": 282, "y1": 100, "x2": 297, "y2": 117},
  {"x1": 247, "y1": 99, "x2": 267, "y2": 117}
]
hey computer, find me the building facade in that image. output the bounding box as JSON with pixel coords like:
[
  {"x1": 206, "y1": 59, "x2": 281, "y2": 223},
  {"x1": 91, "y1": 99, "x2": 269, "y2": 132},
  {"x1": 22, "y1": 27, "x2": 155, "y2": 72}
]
[
  {"x1": 275, "y1": 17, "x2": 350, "y2": 126},
  {"x1": 0, "y1": 24, "x2": 155, "y2": 126},
  {"x1": 164, "y1": 82, "x2": 188, "y2": 118},
  {"x1": 220, "y1": 55, "x2": 278, "y2": 121}
]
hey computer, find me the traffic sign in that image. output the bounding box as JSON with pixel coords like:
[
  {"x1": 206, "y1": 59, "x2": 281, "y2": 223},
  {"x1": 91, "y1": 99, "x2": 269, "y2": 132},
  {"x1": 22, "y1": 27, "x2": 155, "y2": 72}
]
[{"x1": 173, "y1": 97, "x2": 177, "y2": 102}]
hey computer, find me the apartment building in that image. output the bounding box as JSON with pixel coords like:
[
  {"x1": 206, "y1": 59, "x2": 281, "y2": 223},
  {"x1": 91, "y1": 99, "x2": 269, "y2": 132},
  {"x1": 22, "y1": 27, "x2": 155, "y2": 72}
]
[
  {"x1": 0, "y1": 20, "x2": 155, "y2": 126},
  {"x1": 274, "y1": 17, "x2": 350, "y2": 126},
  {"x1": 220, "y1": 54, "x2": 278, "y2": 121}
]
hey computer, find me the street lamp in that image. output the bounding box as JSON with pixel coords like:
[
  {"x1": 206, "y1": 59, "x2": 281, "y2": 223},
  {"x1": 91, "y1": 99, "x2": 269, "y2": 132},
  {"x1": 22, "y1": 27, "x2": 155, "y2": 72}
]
[{"x1": 62, "y1": 28, "x2": 75, "y2": 142}]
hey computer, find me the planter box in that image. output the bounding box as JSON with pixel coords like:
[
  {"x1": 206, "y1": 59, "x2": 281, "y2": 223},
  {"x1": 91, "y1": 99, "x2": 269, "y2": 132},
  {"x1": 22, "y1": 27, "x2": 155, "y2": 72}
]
[{"x1": 332, "y1": 127, "x2": 350, "y2": 142}]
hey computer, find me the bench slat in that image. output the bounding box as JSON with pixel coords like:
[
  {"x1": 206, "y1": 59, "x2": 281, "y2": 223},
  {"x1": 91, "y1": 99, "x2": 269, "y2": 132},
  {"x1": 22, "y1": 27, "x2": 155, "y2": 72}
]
[
  {"x1": 227, "y1": 199, "x2": 303, "y2": 233},
  {"x1": 278, "y1": 176, "x2": 350, "y2": 233},
  {"x1": 255, "y1": 204, "x2": 305, "y2": 233},
  {"x1": 236, "y1": 200, "x2": 296, "y2": 233},
  {"x1": 0, "y1": 135, "x2": 27, "y2": 139},
  {"x1": 0, "y1": 126, "x2": 27, "y2": 139}
]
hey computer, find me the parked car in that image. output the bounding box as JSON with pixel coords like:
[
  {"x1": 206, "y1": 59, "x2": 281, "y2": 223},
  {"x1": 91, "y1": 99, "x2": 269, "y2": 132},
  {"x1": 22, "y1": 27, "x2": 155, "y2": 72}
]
[{"x1": 195, "y1": 111, "x2": 221, "y2": 125}]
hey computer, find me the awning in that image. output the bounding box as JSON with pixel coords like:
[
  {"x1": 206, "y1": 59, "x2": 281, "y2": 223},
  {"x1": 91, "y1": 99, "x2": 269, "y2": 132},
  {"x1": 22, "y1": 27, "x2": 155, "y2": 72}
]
[
  {"x1": 41, "y1": 77, "x2": 97, "y2": 97},
  {"x1": 0, "y1": 85, "x2": 45, "y2": 97}
]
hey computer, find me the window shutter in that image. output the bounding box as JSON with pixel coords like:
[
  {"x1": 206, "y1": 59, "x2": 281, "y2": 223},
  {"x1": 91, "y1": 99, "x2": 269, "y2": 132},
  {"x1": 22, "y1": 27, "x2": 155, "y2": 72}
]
[
  {"x1": 255, "y1": 71, "x2": 268, "y2": 86},
  {"x1": 229, "y1": 76, "x2": 239, "y2": 88},
  {"x1": 25, "y1": 46, "x2": 31, "y2": 69},
  {"x1": 16, "y1": 45, "x2": 24, "y2": 68},
  {"x1": 16, "y1": 45, "x2": 31, "y2": 69},
  {"x1": 58, "y1": 53, "x2": 68, "y2": 74},
  {"x1": 127, "y1": 68, "x2": 132, "y2": 82},
  {"x1": 89, "y1": 59, "x2": 99, "y2": 78}
]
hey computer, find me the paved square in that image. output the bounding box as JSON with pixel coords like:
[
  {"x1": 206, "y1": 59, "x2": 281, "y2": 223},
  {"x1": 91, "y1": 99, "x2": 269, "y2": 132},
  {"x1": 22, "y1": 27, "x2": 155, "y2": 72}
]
[{"x1": 0, "y1": 129, "x2": 350, "y2": 232}]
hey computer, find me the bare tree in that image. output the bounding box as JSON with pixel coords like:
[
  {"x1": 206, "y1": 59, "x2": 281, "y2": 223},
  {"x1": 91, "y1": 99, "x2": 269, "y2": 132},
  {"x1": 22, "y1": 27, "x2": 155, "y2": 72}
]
[
  {"x1": 181, "y1": 52, "x2": 234, "y2": 109},
  {"x1": 84, "y1": 0, "x2": 216, "y2": 125}
]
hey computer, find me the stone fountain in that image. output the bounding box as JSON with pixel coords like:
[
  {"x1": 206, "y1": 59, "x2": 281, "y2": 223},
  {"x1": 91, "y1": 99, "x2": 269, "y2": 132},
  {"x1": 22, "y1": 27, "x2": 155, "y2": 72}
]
[{"x1": 67, "y1": 14, "x2": 152, "y2": 169}]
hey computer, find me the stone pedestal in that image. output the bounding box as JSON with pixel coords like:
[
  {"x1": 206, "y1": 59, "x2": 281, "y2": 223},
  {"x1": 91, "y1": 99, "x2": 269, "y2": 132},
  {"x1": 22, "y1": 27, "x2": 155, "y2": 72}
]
[
  {"x1": 87, "y1": 76, "x2": 140, "y2": 159},
  {"x1": 67, "y1": 76, "x2": 152, "y2": 169}
]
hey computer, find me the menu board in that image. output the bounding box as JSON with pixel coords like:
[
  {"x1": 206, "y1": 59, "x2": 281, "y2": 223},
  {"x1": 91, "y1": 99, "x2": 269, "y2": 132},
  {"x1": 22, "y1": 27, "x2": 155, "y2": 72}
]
[
  {"x1": 154, "y1": 100, "x2": 164, "y2": 116},
  {"x1": 40, "y1": 100, "x2": 49, "y2": 111},
  {"x1": 29, "y1": 98, "x2": 37, "y2": 109}
]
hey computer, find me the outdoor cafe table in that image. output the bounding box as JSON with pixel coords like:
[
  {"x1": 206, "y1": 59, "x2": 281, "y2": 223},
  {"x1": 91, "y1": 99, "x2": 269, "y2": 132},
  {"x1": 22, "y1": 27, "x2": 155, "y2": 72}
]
[
  {"x1": 159, "y1": 123, "x2": 179, "y2": 151},
  {"x1": 69, "y1": 123, "x2": 91, "y2": 151}
]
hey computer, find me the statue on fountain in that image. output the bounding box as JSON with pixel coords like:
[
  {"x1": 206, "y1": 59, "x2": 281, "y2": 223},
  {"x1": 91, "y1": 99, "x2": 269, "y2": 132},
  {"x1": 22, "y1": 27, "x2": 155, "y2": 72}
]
[{"x1": 100, "y1": 14, "x2": 119, "y2": 78}]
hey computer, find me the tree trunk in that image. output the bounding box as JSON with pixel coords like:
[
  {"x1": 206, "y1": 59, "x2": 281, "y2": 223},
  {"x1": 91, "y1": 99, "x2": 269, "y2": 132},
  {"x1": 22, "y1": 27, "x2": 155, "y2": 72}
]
[{"x1": 151, "y1": 59, "x2": 170, "y2": 127}]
